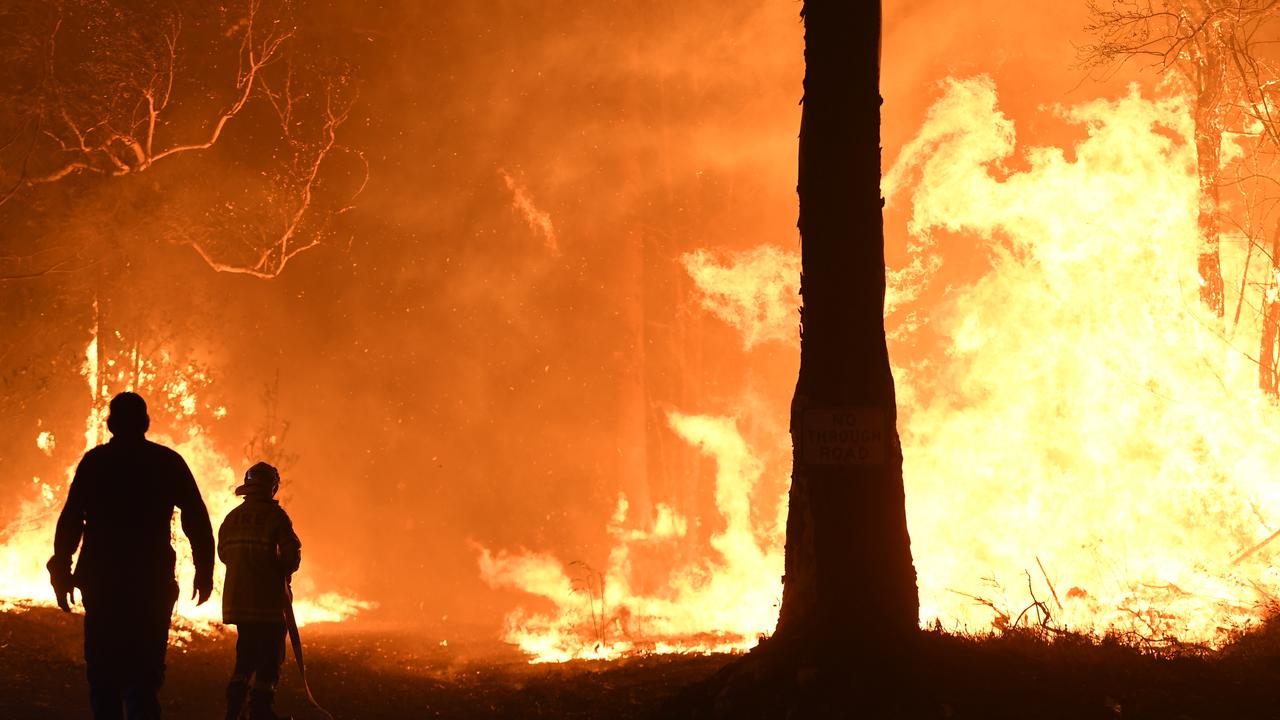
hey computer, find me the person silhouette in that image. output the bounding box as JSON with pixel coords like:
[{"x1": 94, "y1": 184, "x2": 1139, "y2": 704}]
[
  {"x1": 219, "y1": 461, "x2": 301, "y2": 720},
  {"x1": 46, "y1": 391, "x2": 215, "y2": 720}
]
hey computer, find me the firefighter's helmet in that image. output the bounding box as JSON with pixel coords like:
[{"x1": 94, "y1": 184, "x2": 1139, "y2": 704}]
[{"x1": 235, "y1": 461, "x2": 280, "y2": 497}]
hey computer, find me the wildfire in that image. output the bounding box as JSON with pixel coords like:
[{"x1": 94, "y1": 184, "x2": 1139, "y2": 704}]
[
  {"x1": 0, "y1": 333, "x2": 371, "y2": 631},
  {"x1": 484, "y1": 73, "x2": 1280, "y2": 661},
  {"x1": 682, "y1": 246, "x2": 800, "y2": 350},
  {"x1": 480, "y1": 411, "x2": 784, "y2": 662},
  {"x1": 890, "y1": 75, "x2": 1280, "y2": 644}
]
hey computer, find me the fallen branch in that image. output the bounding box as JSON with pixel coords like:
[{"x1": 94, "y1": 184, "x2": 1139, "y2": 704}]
[{"x1": 1232, "y1": 525, "x2": 1280, "y2": 566}]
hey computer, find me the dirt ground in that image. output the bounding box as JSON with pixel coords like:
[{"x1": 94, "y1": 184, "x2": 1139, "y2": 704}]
[
  {"x1": 0, "y1": 605, "x2": 732, "y2": 719},
  {"x1": 8, "y1": 605, "x2": 1280, "y2": 719}
]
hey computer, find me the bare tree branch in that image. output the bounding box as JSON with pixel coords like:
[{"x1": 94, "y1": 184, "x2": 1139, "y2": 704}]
[{"x1": 0, "y1": 0, "x2": 365, "y2": 279}]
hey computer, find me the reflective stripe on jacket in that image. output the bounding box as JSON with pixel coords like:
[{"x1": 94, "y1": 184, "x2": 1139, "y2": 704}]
[{"x1": 218, "y1": 497, "x2": 301, "y2": 625}]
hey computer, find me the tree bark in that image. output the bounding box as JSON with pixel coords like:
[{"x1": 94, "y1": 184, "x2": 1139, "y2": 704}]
[{"x1": 771, "y1": 0, "x2": 918, "y2": 659}]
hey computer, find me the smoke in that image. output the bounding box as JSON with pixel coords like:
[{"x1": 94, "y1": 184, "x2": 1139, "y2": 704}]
[
  {"x1": 1, "y1": 0, "x2": 1207, "y2": 644},
  {"x1": 0, "y1": 0, "x2": 805, "y2": 632}
]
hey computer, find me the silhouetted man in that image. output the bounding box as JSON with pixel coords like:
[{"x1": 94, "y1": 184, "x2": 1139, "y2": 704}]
[{"x1": 46, "y1": 391, "x2": 215, "y2": 720}]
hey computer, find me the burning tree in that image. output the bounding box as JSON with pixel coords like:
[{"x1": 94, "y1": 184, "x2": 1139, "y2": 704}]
[
  {"x1": 1082, "y1": 1, "x2": 1280, "y2": 390},
  {"x1": 0, "y1": 0, "x2": 366, "y2": 279},
  {"x1": 1082, "y1": 0, "x2": 1244, "y2": 318}
]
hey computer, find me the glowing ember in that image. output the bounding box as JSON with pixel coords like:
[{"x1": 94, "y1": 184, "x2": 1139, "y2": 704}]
[
  {"x1": 0, "y1": 334, "x2": 372, "y2": 631},
  {"x1": 499, "y1": 168, "x2": 560, "y2": 255}
]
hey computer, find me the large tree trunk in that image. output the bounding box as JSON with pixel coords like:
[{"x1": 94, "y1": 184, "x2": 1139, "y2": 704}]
[
  {"x1": 771, "y1": 0, "x2": 918, "y2": 658},
  {"x1": 689, "y1": 5, "x2": 919, "y2": 715}
]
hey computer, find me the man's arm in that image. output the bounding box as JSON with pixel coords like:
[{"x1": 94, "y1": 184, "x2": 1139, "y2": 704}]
[
  {"x1": 174, "y1": 454, "x2": 215, "y2": 605},
  {"x1": 48, "y1": 457, "x2": 90, "y2": 611},
  {"x1": 277, "y1": 511, "x2": 302, "y2": 577},
  {"x1": 216, "y1": 516, "x2": 229, "y2": 565}
]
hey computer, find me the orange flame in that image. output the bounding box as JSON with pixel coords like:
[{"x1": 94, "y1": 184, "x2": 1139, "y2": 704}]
[
  {"x1": 487, "y1": 73, "x2": 1280, "y2": 659},
  {"x1": 479, "y1": 411, "x2": 783, "y2": 662},
  {"x1": 0, "y1": 335, "x2": 372, "y2": 632},
  {"x1": 890, "y1": 75, "x2": 1280, "y2": 643}
]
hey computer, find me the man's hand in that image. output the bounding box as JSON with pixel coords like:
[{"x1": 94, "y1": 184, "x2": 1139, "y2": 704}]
[
  {"x1": 193, "y1": 571, "x2": 213, "y2": 606},
  {"x1": 45, "y1": 555, "x2": 75, "y2": 613}
]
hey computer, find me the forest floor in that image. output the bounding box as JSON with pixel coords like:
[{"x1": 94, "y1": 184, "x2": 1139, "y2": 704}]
[
  {"x1": 1, "y1": 604, "x2": 729, "y2": 719},
  {"x1": 6, "y1": 604, "x2": 1280, "y2": 719}
]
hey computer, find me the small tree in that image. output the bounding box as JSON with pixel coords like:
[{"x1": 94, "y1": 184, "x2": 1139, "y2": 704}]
[{"x1": 1084, "y1": 0, "x2": 1280, "y2": 390}]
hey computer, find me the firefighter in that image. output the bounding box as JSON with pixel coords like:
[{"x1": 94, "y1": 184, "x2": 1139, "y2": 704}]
[
  {"x1": 219, "y1": 461, "x2": 302, "y2": 720},
  {"x1": 47, "y1": 391, "x2": 216, "y2": 719}
]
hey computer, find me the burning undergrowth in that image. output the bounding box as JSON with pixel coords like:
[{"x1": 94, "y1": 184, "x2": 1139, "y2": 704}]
[{"x1": 478, "y1": 411, "x2": 784, "y2": 663}]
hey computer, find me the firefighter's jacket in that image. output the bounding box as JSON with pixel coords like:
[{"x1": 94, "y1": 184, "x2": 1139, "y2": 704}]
[
  {"x1": 218, "y1": 496, "x2": 302, "y2": 625},
  {"x1": 53, "y1": 435, "x2": 215, "y2": 597}
]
